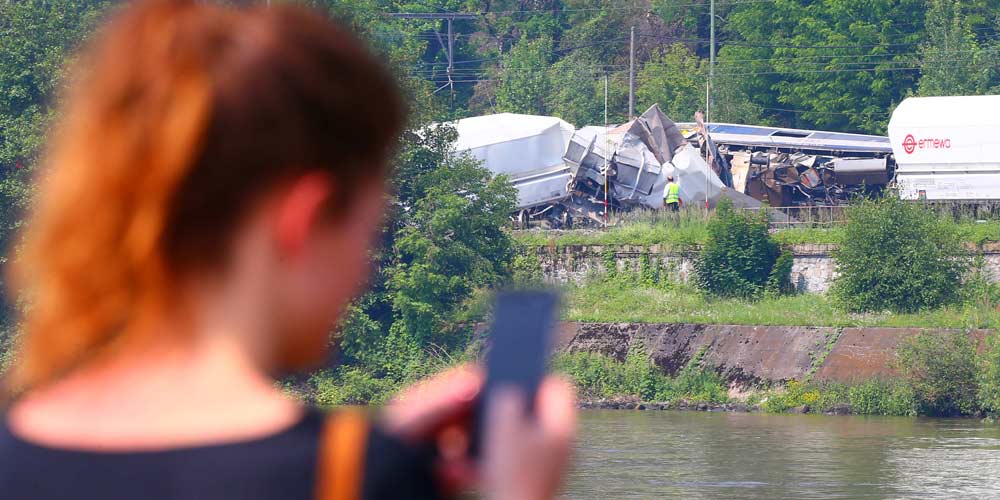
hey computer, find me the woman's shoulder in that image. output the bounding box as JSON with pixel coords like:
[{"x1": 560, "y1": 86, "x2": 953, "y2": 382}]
[
  {"x1": 0, "y1": 406, "x2": 439, "y2": 500},
  {"x1": 0, "y1": 407, "x2": 326, "y2": 500}
]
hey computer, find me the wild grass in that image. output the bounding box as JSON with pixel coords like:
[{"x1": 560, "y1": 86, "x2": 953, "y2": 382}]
[
  {"x1": 514, "y1": 210, "x2": 1000, "y2": 248},
  {"x1": 562, "y1": 280, "x2": 1000, "y2": 329},
  {"x1": 551, "y1": 347, "x2": 728, "y2": 404}
]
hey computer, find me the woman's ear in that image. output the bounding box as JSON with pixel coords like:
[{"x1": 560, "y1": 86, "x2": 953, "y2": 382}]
[{"x1": 272, "y1": 172, "x2": 335, "y2": 259}]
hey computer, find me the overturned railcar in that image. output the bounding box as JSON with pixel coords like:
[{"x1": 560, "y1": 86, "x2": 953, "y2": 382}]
[{"x1": 677, "y1": 122, "x2": 895, "y2": 207}]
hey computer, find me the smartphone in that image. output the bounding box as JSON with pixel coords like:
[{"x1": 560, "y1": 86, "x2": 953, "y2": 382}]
[{"x1": 470, "y1": 289, "x2": 559, "y2": 457}]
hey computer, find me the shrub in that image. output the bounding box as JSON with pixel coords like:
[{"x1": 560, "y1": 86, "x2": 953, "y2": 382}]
[
  {"x1": 551, "y1": 352, "x2": 624, "y2": 399},
  {"x1": 978, "y1": 331, "x2": 1000, "y2": 415},
  {"x1": 638, "y1": 251, "x2": 660, "y2": 287},
  {"x1": 551, "y1": 347, "x2": 727, "y2": 403},
  {"x1": 765, "y1": 249, "x2": 794, "y2": 297},
  {"x1": 759, "y1": 380, "x2": 916, "y2": 416},
  {"x1": 668, "y1": 365, "x2": 728, "y2": 403},
  {"x1": 312, "y1": 367, "x2": 401, "y2": 407},
  {"x1": 694, "y1": 198, "x2": 786, "y2": 299},
  {"x1": 896, "y1": 332, "x2": 979, "y2": 416},
  {"x1": 847, "y1": 379, "x2": 916, "y2": 416},
  {"x1": 832, "y1": 196, "x2": 967, "y2": 313},
  {"x1": 510, "y1": 248, "x2": 544, "y2": 287},
  {"x1": 602, "y1": 249, "x2": 618, "y2": 280},
  {"x1": 761, "y1": 380, "x2": 820, "y2": 412}
]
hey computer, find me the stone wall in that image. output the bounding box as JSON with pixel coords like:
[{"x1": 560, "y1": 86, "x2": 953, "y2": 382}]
[{"x1": 535, "y1": 243, "x2": 1000, "y2": 294}]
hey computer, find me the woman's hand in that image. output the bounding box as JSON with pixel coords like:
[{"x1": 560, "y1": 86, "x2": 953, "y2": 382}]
[
  {"x1": 382, "y1": 367, "x2": 577, "y2": 500},
  {"x1": 382, "y1": 366, "x2": 482, "y2": 492},
  {"x1": 483, "y1": 377, "x2": 576, "y2": 500}
]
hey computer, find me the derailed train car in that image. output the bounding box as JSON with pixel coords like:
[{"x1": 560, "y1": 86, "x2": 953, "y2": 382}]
[
  {"x1": 685, "y1": 121, "x2": 894, "y2": 207},
  {"x1": 450, "y1": 104, "x2": 900, "y2": 227}
]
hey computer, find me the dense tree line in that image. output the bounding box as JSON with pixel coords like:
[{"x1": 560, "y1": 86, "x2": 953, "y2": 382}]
[{"x1": 320, "y1": 0, "x2": 999, "y2": 133}]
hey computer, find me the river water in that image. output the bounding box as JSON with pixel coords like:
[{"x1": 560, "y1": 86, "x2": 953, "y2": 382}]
[{"x1": 563, "y1": 410, "x2": 1000, "y2": 499}]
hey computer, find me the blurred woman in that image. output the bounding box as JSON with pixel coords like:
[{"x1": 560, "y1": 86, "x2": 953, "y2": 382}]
[{"x1": 0, "y1": 1, "x2": 574, "y2": 499}]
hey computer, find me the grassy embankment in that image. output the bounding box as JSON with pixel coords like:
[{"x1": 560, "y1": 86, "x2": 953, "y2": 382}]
[
  {"x1": 553, "y1": 330, "x2": 999, "y2": 418},
  {"x1": 564, "y1": 281, "x2": 1000, "y2": 329},
  {"x1": 306, "y1": 210, "x2": 1000, "y2": 413},
  {"x1": 513, "y1": 211, "x2": 1000, "y2": 329},
  {"x1": 552, "y1": 350, "x2": 920, "y2": 416},
  {"x1": 514, "y1": 210, "x2": 1000, "y2": 248},
  {"x1": 514, "y1": 210, "x2": 1000, "y2": 416}
]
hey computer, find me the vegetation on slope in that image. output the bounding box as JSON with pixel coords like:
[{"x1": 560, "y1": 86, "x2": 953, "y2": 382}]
[
  {"x1": 557, "y1": 330, "x2": 1000, "y2": 419},
  {"x1": 512, "y1": 211, "x2": 1000, "y2": 248}
]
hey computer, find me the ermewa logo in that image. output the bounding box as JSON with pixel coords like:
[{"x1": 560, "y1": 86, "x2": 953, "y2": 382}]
[{"x1": 902, "y1": 133, "x2": 951, "y2": 154}]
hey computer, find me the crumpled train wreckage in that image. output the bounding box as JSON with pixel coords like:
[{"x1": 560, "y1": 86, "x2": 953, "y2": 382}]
[{"x1": 450, "y1": 104, "x2": 893, "y2": 227}]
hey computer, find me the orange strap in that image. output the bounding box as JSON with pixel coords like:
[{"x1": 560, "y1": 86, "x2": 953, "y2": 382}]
[{"x1": 315, "y1": 410, "x2": 370, "y2": 500}]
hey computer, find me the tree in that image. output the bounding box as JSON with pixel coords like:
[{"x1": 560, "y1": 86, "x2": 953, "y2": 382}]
[
  {"x1": 496, "y1": 36, "x2": 553, "y2": 115},
  {"x1": 547, "y1": 51, "x2": 628, "y2": 127},
  {"x1": 917, "y1": 0, "x2": 992, "y2": 96},
  {"x1": 896, "y1": 332, "x2": 979, "y2": 416},
  {"x1": 694, "y1": 199, "x2": 787, "y2": 299},
  {"x1": 832, "y1": 196, "x2": 967, "y2": 313},
  {"x1": 723, "y1": 0, "x2": 926, "y2": 133},
  {"x1": 636, "y1": 44, "x2": 705, "y2": 122},
  {"x1": 388, "y1": 151, "x2": 517, "y2": 347},
  {"x1": 709, "y1": 47, "x2": 766, "y2": 124},
  {"x1": 0, "y1": 0, "x2": 111, "y2": 338},
  {"x1": 331, "y1": 122, "x2": 517, "y2": 396},
  {"x1": 0, "y1": 0, "x2": 111, "y2": 241}
]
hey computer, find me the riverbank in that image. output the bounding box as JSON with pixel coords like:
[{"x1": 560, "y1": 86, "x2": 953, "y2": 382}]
[
  {"x1": 569, "y1": 382, "x2": 913, "y2": 418},
  {"x1": 552, "y1": 322, "x2": 1000, "y2": 418}
]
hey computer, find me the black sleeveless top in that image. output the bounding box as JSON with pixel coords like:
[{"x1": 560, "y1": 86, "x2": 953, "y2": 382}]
[{"x1": 0, "y1": 408, "x2": 439, "y2": 500}]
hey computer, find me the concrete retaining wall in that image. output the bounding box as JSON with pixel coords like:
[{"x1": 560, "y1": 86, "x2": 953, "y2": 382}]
[
  {"x1": 535, "y1": 243, "x2": 1000, "y2": 294},
  {"x1": 555, "y1": 322, "x2": 985, "y2": 387}
]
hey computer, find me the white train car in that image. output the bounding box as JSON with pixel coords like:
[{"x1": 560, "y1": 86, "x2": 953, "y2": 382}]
[
  {"x1": 451, "y1": 113, "x2": 575, "y2": 209},
  {"x1": 889, "y1": 95, "x2": 1000, "y2": 200}
]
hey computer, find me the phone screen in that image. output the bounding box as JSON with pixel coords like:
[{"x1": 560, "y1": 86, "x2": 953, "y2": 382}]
[{"x1": 471, "y1": 289, "x2": 559, "y2": 456}]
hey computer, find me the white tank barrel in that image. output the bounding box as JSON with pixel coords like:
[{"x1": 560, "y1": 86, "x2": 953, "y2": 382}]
[{"x1": 888, "y1": 95, "x2": 1000, "y2": 200}]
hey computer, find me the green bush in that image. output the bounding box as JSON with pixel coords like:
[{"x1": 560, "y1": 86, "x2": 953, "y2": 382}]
[
  {"x1": 694, "y1": 199, "x2": 787, "y2": 299},
  {"x1": 510, "y1": 248, "x2": 544, "y2": 287},
  {"x1": 847, "y1": 379, "x2": 916, "y2": 416},
  {"x1": 761, "y1": 380, "x2": 821, "y2": 412},
  {"x1": 759, "y1": 379, "x2": 916, "y2": 416},
  {"x1": 765, "y1": 249, "x2": 794, "y2": 297},
  {"x1": 311, "y1": 366, "x2": 402, "y2": 407},
  {"x1": 550, "y1": 352, "x2": 623, "y2": 399},
  {"x1": 832, "y1": 196, "x2": 967, "y2": 313},
  {"x1": 978, "y1": 331, "x2": 1000, "y2": 415},
  {"x1": 896, "y1": 332, "x2": 979, "y2": 416},
  {"x1": 668, "y1": 364, "x2": 728, "y2": 403},
  {"x1": 551, "y1": 347, "x2": 727, "y2": 404}
]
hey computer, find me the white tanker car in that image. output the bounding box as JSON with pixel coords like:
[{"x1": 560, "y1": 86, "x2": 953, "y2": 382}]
[{"x1": 888, "y1": 95, "x2": 1000, "y2": 200}]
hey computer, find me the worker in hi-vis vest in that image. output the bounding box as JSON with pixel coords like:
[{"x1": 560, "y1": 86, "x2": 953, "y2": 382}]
[{"x1": 663, "y1": 176, "x2": 681, "y2": 212}]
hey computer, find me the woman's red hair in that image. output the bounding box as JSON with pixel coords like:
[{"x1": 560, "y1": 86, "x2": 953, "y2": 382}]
[{"x1": 7, "y1": 0, "x2": 405, "y2": 393}]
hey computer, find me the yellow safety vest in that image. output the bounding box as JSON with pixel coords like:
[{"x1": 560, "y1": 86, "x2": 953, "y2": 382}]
[{"x1": 665, "y1": 182, "x2": 680, "y2": 204}]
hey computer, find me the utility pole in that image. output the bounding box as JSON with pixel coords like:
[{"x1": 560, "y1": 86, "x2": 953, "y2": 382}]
[
  {"x1": 604, "y1": 74, "x2": 610, "y2": 227},
  {"x1": 708, "y1": 0, "x2": 715, "y2": 122},
  {"x1": 447, "y1": 18, "x2": 454, "y2": 102},
  {"x1": 628, "y1": 26, "x2": 636, "y2": 120},
  {"x1": 389, "y1": 13, "x2": 477, "y2": 105}
]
